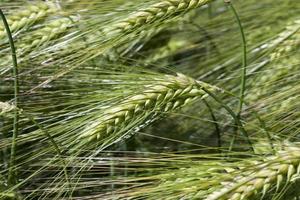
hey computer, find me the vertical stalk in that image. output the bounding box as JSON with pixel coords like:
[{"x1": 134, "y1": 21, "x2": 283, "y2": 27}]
[
  {"x1": 235, "y1": 5, "x2": 247, "y2": 115},
  {"x1": 225, "y1": 1, "x2": 248, "y2": 150},
  {"x1": 226, "y1": 1, "x2": 247, "y2": 116},
  {"x1": 0, "y1": 9, "x2": 19, "y2": 186},
  {"x1": 203, "y1": 99, "x2": 222, "y2": 150}
]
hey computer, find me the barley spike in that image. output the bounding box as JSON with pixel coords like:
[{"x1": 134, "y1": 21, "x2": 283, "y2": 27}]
[
  {"x1": 18, "y1": 17, "x2": 74, "y2": 54},
  {"x1": 0, "y1": 2, "x2": 56, "y2": 40},
  {"x1": 105, "y1": 0, "x2": 212, "y2": 34},
  {"x1": 206, "y1": 146, "x2": 300, "y2": 200},
  {"x1": 76, "y1": 73, "x2": 218, "y2": 147}
]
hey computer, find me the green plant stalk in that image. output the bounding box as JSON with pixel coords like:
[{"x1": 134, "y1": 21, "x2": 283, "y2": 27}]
[
  {"x1": 225, "y1": 0, "x2": 247, "y2": 116},
  {"x1": 203, "y1": 99, "x2": 221, "y2": 149},
  {"x1": 0, "y1": 104, "x2": 72, "y2": 198},
  {"x1": 227, "y1": 1, "x2": 247, "y2": 115},
  {"x1": 0, "y1": 8, "x2": 19, "y2": 186},
  {"x1": 251, "y1": 109, "x2": 275, "y2": 153},
  {"x1": 214, "y1": 90, "x2": 274, "y2": 153},
  {"x1": 226, "y1": 1, "x2": 248, "y2": 151},
  {"x1": 0, "y1": 101, "x2": 71, "y2": 196},
  {"x1": 21, "y1": 112, "x2": 71, "y2": 197},
  {"x1": 201, "y1": 87, "x2": 254, "y2": 152},
  {"x1": 229, "y1": 108, "x2": 275, "y2": 153},
  {"x1": 217, "y1": 89, "x2": 274, "y2": 153}
]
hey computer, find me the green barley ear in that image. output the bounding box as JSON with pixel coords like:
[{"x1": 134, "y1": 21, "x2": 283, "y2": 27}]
[
  {"x1": 1, "y1": 17, "x2": 74, "y2": 61},
  {"x1": 72, "y1": 73, "x2": 218, "y2": 151},
  {"x1": 0, "y1": 17, "x2": 76, "y2": 75},
  {"x1": 0, "y1": 2, "x2": 57, "y2": 40},
  {"x1": 104, "y1": 0, "x2": 212, "y2": 36},
  {"x1": 17, "y1": 17, "x2": 74, "y2": 55},
  {"x1": 206, "y1": 145, "x2": 300, "y2": 200},
  {"x1": 1, "y1": 0, "x2": 213, "y2": 84}
]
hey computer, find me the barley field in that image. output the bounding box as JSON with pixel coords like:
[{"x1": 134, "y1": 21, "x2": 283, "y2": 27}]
[{"x1": 0, "y1": 0, "x2": 300, "y2": 199}]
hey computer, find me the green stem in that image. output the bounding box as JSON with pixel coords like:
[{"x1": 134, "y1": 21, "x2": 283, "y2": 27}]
[
  {"x1": 251, "y1": 109, "x2": 275, "y2": 153},
  {"x1": 226, "y1": 1, "x2": 248, "y2": 150},
  {"x1": 218, "y1": 88, "x2": 275, "y2": 153},
  {"x1": 201, "y1": 87, "x2": 254, "y2": 152},
  {"x1": 203, "y1": 99, "x2": 222, "y2": 150},
  {"x1": 0, "y1": 8, "x2": 19, "y2": 186},
  {"x1": 227, "y1": 2, "x2": 247, "y2": 116},
  {"x1": 228, "y1": 124, "x2": 238, "y2": 152},
  {"x1": 21, "y1": 112, "x2": 71, "y2": 197}
]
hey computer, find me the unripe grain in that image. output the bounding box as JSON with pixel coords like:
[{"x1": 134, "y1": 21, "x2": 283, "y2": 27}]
[
  {"x1": 77, "y1": 73, "x2": 218, "y2": 147},
  {"x1": 0, "y1": 2, "x2": 57, "y2": 40},
  {"x1": 206, "y1": 146, "x2": 300, "y2": 200}
]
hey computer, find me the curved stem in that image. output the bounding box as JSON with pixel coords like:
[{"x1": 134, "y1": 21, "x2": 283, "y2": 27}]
[
  {"x1": 213, "y1": 87, "x2": 275, "y2": 153},
  {"x1": 201, "y1": 87, "x2": 254, "y2": 152},
  {"x1": 203, "y1": 99, "x2": 222, "y2": 150},
  {"x1": 225, "y1": 1, "x2": 248, "y2": 150},
  {"x1": 226, "y1": 1, "x2": 247, "y2": 116},
  {"x1": 21, "y1": 111, "x2": 71, "y2": 197},
  {"x1": 0, "y1": 8, "x2": 19, "y2": 186},
  {"x1": 251, "y1": 109, "x2": 275, "y2": 153}
]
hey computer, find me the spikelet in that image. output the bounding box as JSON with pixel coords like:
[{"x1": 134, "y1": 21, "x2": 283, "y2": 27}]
[
  {"x1": 44, "y1": 0, "x2": 212, "y2": 64},
  {"x1": 0, "y1": 2, "x2": 57, "y2": 40},
  {"x1": 104, "y1": 0, "x2": 212, "y2": 35},
  {"x1": 206, "y1": 146, "x2": 300, "y2": 200},
  {"x1": 77, "y1": 73, "x2": 218, "y2": 145},
  {"x1": 0, "y1": 17, "x2": 74, "y2": 74},
  {"x1": 18, "y1": 17, "x2": 74, "y2": 55}
]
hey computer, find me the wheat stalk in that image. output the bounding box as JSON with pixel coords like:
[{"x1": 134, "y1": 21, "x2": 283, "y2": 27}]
[
  {"x1": 76, "y1": 73, "x2": 218, "y2": 147},
  {"x1": 0, "y1": 2, "x2": 56, "y2": 40},
  {"x1": 206, "y1": 146, "x2": 300, "y2": 200}
]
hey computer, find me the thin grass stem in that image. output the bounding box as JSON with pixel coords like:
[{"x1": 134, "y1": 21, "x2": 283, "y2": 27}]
[
  {"x1": 201, "y1": 87, "x2": 254, "y2": 152},
  {"x1": 0, "y1": 8, "x2": 19, "y2": 186},
  {"x1": 21, "y1": 111, "x2": 71, "y2": 198},
  {"x1": 226, "y1": 1, "x2": 248, "y2": 151},
  {"x1": 203, "y1": 99, "x2": 222, "y2": 150},
  {"x1": 226, "y1": 1, "x2": 248, "y2": 115}
]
